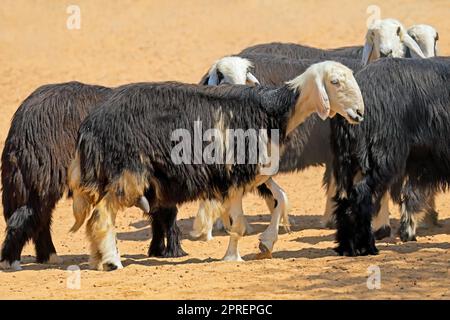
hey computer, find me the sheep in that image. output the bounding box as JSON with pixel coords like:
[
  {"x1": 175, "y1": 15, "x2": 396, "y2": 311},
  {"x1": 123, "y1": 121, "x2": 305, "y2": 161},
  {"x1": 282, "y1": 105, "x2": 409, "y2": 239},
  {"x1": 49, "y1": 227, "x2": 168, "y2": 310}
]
[
  {"x1": 240, "y1": 43, "x2": 364, "y2": 61},
  {"x1": 362, "y1": 19, "x2": 425, "y2": 64},
  {"x1": 0, "y1": 81, "x2": 187, "y2": 271},
  {"x1": 407, "y1": 24, "x2": 439, "y2": 58},
  {"x1": 239, "y1": 19, "x2": 426, "y2": 66},
  {"x1": 191, "y1": 54, "x2": 363, "y2": 245},
  {"x1": 68, "y1": 61, "x2": 364, "y2": 270},
  {"x1": 330, "y1": 57, "x2": 450, "y2": 256},
  {"x1": 0, "y1": 82, "x2": 113, "y2": 270}
]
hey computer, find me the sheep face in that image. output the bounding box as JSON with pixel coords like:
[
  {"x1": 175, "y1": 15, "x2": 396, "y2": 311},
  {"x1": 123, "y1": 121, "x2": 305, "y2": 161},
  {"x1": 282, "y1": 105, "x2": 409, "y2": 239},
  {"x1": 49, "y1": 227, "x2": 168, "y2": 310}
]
[
  {"x1": 407, "y1": 24, "x2": 439, "y2": 58},
  {"x1": 205, "y1": 56, "x2": 260, "y2": 86},
  {"x1": 321, "y1": 62, "x2": 365, "y2": 124},
  {"x1": 287, "y1": 61, "x2": 364, "y2": 132},
  {"x1": 362, "y1": 19, "x2": 425, "y2": 65}
]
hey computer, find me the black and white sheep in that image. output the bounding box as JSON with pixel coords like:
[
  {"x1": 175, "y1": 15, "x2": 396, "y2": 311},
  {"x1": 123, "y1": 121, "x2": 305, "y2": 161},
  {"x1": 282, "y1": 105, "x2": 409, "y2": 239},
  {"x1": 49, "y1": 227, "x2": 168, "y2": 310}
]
[
  {"x1": 331, "y1": 57, "x2": 450, "y2": 256},
  {"x1": 240, "y1": 19, "x2": 426, "y2": 66},
  {"x1": 407, "y1": 24, "x2": 439, "y2": 58},
  {"x1": 0, "y1": 82, "x2": 112, "y2": 270},
  {"x1": 191, "y1": 54, "x2": 363, "y2": 248},
  {"x1": 68, "y1": 61, "x2": 364, "y2": 270}
]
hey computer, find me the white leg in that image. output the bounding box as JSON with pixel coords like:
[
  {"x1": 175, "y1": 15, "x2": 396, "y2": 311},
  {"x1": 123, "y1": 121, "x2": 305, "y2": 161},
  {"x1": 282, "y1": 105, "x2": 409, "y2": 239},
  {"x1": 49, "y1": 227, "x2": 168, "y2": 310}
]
[
  {"x1": 264, "y1": 179, "x2": 290, "y2": 232},
  {"x1": 86, "y1": 196, "x2": 123, "y2": 271},
  {"x1": 257, "y1": 179, "x2": 288, "y2": 259},
  {"x1": 190, "y1": 201, "x2": 215, "y2": 241},
  {"x1": 222, "y1": 190, "x2": 245, "y2": 262},
  {"x1": 322, "y1": 175, "x2": 337, "y2": 228}
]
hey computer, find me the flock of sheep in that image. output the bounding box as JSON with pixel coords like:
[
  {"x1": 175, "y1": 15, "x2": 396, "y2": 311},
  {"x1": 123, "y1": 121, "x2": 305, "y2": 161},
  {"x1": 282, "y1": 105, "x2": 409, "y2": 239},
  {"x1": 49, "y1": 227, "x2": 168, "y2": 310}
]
[{"x1": 0, "y1": 18, "x2": 448, "y2": 271}]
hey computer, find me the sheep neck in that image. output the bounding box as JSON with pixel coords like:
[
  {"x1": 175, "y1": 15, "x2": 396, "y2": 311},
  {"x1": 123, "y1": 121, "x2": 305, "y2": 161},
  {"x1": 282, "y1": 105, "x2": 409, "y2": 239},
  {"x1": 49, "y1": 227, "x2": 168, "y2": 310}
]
[{"x1": 285, "y1": 87, "x2": 315, "y2": 136}]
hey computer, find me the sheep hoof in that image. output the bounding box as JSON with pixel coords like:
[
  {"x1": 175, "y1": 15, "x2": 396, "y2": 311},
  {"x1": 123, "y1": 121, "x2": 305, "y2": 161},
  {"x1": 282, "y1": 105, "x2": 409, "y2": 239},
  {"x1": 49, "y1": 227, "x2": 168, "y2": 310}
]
[
  {"x1": 373, "y1": 225, "x2": 391, "y2": 240},
  {"x1": 46, "y1": 253, "x2": 64, "y2": 264},
  {"x1": 255, "y1": 242, "x2": 273, "y2": 260},
  {"x1": 0, "y1": 260, "x2": 22, "y2": 271},
  {"x1": 161, "y1": 246, "x2": 188, "y2": 258},
  {"x1": 399, "y1": 224, "x2": 417, "y2": 242},
  {"x1": 223, "y1": 254, "x2": 244, "y2": 262},
  {"x1": 323, "y1": 219, "x2": 336, "y2": 229},
  {"x1": 335, "y1": 238, "x2": 378, "y2": 257},
  {"x1": 102, "y1": 261, "x2": 123, "y2": 271},
  {"x1": 421, "y1": 210, "x2": 441, "y2": 228}
]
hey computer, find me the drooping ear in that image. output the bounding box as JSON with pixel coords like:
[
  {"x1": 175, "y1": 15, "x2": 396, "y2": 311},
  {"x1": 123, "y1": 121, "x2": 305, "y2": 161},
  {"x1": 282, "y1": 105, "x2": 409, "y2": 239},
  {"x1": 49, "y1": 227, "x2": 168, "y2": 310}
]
[
  {"x1": 402, "y1": 32, "x2": 426, "y2": 58},
  {"x1": 207, "y1": 70, "x2": 219, "y2": 85},
  {"x1": 312, "y1": 75, "x2": 331, "y2": 120},
  {"x1": 362, "y1": 37, "x2": 374, "y2": 66},
  {"x1": 246, "y1": 72, "x2": 260, "y2": 86}
]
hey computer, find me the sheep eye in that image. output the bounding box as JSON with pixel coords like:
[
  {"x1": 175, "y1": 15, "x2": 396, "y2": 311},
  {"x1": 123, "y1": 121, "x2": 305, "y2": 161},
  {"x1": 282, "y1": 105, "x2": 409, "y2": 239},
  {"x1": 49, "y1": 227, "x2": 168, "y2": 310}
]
[
  {"x1": 217, "y1": 71, "x2": 224, "y2": 83},
  {"x1": 331, "y1": 79, "x2": 340, "y2": 86},
  {"x1": 396, "y1": 26, "x2": 401, "y2": 36}
]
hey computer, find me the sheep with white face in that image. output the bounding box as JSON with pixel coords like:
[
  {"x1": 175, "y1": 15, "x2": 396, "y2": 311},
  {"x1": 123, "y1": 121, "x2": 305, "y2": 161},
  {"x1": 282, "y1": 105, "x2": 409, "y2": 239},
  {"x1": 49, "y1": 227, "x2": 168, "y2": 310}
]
[
  {"x1": 407, "y1": 24, "x2": 439, "y2": 58},
  {"x1": 362, "y1": 19, "x2": 425, "y2": 65}
]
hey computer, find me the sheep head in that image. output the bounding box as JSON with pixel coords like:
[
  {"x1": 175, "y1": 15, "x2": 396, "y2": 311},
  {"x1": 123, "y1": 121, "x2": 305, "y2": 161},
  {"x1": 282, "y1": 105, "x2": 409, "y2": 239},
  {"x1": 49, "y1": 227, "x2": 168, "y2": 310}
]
[
  {"x1": 203, "y1": 56, "x2": 260, "y2": 86},
  {"x1": 407, "y1": 24, "x2": 439, "y2": 58},
  {"x1": 362, "y1": 18, "x2": 425, "y2": 65},
  {"x1": 286, "y1": 61, "x2": 364, "y2": 133}
]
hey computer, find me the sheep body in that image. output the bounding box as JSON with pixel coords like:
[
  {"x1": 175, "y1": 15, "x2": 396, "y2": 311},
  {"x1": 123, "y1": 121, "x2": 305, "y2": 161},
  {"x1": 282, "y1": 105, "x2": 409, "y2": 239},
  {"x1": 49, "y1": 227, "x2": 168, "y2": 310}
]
[
  {"x1": 331, "y1": 57, "x2": 450, "y2": 256},
  {"x1": 0, "y1": 82, "x2": 112, "y2": 269},
  {"x1": 69, "y1": 63, "x2": 364, "y2": 269}
]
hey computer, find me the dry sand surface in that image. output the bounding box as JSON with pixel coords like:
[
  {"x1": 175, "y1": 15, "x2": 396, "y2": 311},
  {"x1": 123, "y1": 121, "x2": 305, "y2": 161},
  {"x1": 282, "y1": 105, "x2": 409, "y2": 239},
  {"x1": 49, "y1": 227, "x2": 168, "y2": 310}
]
[{"x1": 0, "y1": 0, "x2": 449, "y2": 299}]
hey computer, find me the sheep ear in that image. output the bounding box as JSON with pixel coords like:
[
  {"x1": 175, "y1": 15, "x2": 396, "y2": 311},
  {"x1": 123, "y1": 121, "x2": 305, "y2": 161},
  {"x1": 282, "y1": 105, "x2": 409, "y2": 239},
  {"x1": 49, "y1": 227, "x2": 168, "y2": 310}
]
[
  {"x1": 207, "y1": 71, "x2": 219, "y2": 85},
  {"x1": 362, "y1": 40, "x2": 373, "y2": 66},
  {"x1": 402, "y1": 33, "x2": 426, "y2": 58},
  {"x1": 313, "y1": 76, "x2": 330, "y2": 120},
  {"x1": 246, "y1": 72, "x2": 260, "y2": 86}
]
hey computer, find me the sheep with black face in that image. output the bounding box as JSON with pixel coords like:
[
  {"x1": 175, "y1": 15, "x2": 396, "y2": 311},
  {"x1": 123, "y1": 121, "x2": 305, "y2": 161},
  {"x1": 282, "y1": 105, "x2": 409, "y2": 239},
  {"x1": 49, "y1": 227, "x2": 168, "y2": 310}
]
[{"x1": 331, "y1": 57, "x2": 450, "y2": 256}]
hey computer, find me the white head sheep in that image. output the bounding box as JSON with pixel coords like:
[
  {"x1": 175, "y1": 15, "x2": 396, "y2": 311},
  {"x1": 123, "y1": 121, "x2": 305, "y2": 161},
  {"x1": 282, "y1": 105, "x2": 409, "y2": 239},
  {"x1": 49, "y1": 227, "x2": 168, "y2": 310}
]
[
  {"x1": 206, "y1": 56, "x2": 260, "y2": 86},
  {"x1": 407, "y1": 24, "x2": 439, "y2": 58},
  {"x1": 362, "y1": 18, "x2": 425, "y2": 65}
]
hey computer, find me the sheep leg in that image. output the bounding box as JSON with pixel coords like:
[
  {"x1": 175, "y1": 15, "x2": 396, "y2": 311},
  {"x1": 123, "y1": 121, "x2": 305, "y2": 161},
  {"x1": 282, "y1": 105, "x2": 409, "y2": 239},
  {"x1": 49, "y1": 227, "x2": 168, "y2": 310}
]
[
  {"x1": 372, "y1": 193, "x2": 392, "y2": 240},
  {"x1": 86, "y1": 195, "x2": 122, "y2": 271},
  {"x1": 256, "y1": 179, "x2": 288, "y2": 259},
  {"x1": 322, "y1": 175, "x2": 337, "y2": 228},
  {"x1": 259, "y1": 180, "x2": 290, "y2": 232},
  {"x1": 34, "y1": 219, "x2": 61, "y2": 264},
  {"x1": 398, "y1": 183, "x2": 430, "y2": 242},
  {"x1": 161, "y1": 207, "x2": 187, "y2": 258},
  {"x1": 335, "y1": 175, "x2": 381, "y2": 256},
  {"x1": 223, "y1": 190, "x2": 245, "y2": 262},
  {"x1": 148, "y1": 209, "x2": 166, "y2": 257},
  {"x1": 0, "y1": 206, "x2": 40, "y2": 271},
  {"x1": 190, "y1": 201, "x2": 215, "y2": 241},
  {"x1": 421, "y1": 191, "x2": 441, "y2": 228}
]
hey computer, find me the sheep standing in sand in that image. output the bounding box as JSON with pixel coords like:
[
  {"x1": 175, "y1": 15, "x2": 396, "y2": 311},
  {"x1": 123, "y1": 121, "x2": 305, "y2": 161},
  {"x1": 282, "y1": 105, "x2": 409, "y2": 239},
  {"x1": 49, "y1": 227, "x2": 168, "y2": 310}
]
[{"x1": 68, "y1": 61, "x2": 364, "y2": 270}]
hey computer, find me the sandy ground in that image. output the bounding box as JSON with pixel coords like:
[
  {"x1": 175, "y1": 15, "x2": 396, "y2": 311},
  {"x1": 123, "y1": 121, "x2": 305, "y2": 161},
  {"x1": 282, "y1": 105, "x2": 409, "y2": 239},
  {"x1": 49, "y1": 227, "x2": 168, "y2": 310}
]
[{"x1": 0, "y1": 0, "x2": 449, "y2": 300}]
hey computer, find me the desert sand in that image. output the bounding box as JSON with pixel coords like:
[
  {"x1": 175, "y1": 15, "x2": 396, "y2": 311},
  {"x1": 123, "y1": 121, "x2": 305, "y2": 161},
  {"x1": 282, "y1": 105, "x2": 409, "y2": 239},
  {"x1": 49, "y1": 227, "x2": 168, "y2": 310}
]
[{"x1": 0, "y1": 0, "x2": 449, "y2": 299}]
